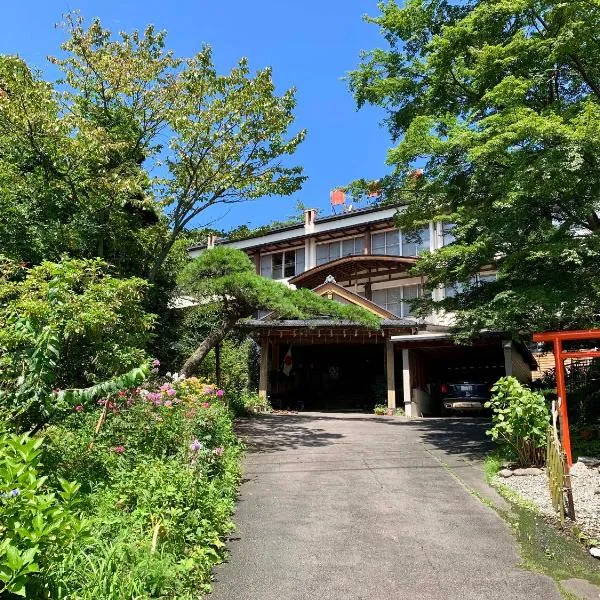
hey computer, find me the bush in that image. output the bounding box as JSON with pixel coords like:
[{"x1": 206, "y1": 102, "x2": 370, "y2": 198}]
[
  {"x1": 0, "y1": 432, "x2": 86, "y2": 597},
  {"x1": 373, "y1": 404, "x2": 387, "y2": 415},
  {"x1": 228, "y1": 390, "x2": 271, "y2": 416},
  {"x1": 485, "y1": 376, "x2": 550, "y2": 467},
  {"x1": 18, "y1": 374, "x2": 241, "y2": 599}
]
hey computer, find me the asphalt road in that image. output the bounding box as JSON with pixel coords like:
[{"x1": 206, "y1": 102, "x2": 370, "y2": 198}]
[{"x1": 209, "y1": 413, "x2": 561, "y2": 600}]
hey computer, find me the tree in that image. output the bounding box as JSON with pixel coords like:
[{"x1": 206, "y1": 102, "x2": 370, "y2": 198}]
[
  {"x1": 177, "y1": 247, "x2": 380, "y2": 377},
  {"x1": 0, "y1": 14, "x2": 305, "y2": 285},
  {"x1": 349, "y1": 1, "x2": 600, "y2": 338},
  {"x1": 0, "y1": 257, "x2": 154, "y2": 429}
]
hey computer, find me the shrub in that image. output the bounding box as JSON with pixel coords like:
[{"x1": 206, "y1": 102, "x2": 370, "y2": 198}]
[
  {"x1": 0, "y1": 432, "x2": 86, "y2": 597},
  {"x1": 40, "y1": 374, "x2": 241, "y2": 598},
  {"x1": 0, "y1": 258, "x2": 155, "y2": 430},
  {"x1": 373, "y1": 404, "x2": 387, "y2": 415},
  {"x1": 485, "y1": 376, "x2": 550, "y2": 467}
]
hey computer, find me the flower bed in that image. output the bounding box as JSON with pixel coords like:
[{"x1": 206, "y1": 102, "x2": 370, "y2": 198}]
[{"x1": 1, "y1": 372, "x2": 242, "y2": 599}]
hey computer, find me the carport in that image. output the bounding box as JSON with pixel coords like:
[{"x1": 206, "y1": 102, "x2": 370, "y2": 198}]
[{"x1": 391, "y1": 332, "x2": 536, "y2": 417}]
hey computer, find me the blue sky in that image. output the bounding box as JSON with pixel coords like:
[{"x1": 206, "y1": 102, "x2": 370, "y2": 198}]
[{"x1": 2, "y1": 1, "x2": 393, "y2": 231}]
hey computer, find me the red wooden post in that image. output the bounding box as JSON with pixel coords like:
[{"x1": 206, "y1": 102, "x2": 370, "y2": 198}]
[{"x1": 553, "y1": 337, "x2": 573, "y2": 466}]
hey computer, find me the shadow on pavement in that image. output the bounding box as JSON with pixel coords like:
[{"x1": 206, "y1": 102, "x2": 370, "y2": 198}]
[
  {"x1": 235, "y1": 415, "x2": 344, "y2": 453},
  {"x1": 403, "y1": 417, "x2": 494, "y2": 461}
]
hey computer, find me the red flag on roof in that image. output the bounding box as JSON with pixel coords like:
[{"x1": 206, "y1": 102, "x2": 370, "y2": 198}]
[{"x1": 330, "y1": 189, "x2": 345, "y2": 206}]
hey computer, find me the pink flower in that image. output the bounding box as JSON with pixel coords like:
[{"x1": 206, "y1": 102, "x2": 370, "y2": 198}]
[
  {"x1": 166, "y1": 388, "x2": 176, "y2": 397},
  {"x1": 97, "y1": 399, "x2": 106, "y2": 406},
  {"x1": 201, "y1": 402, "x2": 210, "y2": 409},
  {"x1": 73, "y1": 405, "x2": 84, "y2": 412},
  {"x1": 190, "y1": 439, "x2": 203, "y2": 452},
  {"x1": 152, "y1": 359, "x2": 160, "y2": 367},
  {"x1": 118, "y1": 390, "x2": 127, "y2": 397},
  {"x1": 159, "y1": 384, "x2": 170, "y2": 392},
  {"x1": 216, "y1": 389, "x2": 224, "y2": 397},
  {"x1": 164, "y1": 400, "x2": 173, "y2": 408},
  {"x1": 213, "y1": 447, "x2": 224, "y2": 457},
  {"x1": 111, "y1": 445, "x2": 125, "y2": 454}
]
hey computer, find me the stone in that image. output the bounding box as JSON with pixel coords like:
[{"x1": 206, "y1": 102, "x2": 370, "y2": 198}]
[
  {"x1": 513, "y1": 467, "x2": 543, "y2": 476},
  {"x1": 561, "y1": 578, "x2": 600, "y2": 599},
  {"x1": 589, "y1": 547, "x2": 600, "y2": 559},
  {"x1": 498, "y1": 469, "x2": 513, "y2": 478},
  {"x1": 578, "y1": 456, "x2": 600, "y2": 468}
]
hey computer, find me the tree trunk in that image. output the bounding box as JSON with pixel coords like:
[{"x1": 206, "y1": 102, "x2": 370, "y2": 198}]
[{"x1": 179, "y1": 314, "x2": 239, "y2": 378}]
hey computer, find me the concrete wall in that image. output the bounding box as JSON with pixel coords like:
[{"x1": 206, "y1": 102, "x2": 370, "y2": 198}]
[{"x1": 503, "y1": 341, "x2": 533, "y2": 383}]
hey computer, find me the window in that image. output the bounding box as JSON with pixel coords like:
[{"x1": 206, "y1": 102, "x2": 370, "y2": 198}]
[
  {"x1": 316, "y1": 237, "x2": 364, "y2": 266},
  {"x1": 260, "y1": 248, "x2": 305, "y2": 279},
  {"x1": 371, "y1": 226, "x2": 430, "y2": 256},
  {"x1": 442, "y1": 222, "x2": 456, "y2": 246},
  {"x1": 444, "y1": 273, "x2": 496, "y2": 298},
  {"x1": 372, "y1": 285, "x2": 422, "y2": 318}
]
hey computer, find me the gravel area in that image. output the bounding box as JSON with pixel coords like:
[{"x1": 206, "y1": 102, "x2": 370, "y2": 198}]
[{"x1": 500, "y1": 461, "x2": 600, "y2": 540}]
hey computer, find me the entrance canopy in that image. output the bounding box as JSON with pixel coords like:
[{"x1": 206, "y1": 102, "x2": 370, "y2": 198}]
[{"x1": 289, "y1": 255, "x2": 417, "y2": 289}]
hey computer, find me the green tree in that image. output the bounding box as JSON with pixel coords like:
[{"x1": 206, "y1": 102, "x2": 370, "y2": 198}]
[
  {"x1": 0, "y1": 14, "x2": 305, "y2": 286},
  {"x1": 0, "y1": 257, "x2": 154, "y2": 429},
  {"x1": 177, "y1": 247, "x2": 380, "y2": 377},
  {"x1": 350, "y1": 0, "x2": 600, "y2": 337}
]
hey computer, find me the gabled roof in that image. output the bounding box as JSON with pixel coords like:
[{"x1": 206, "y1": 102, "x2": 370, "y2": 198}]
[{"x1": 310, "y1": 281, "x2": 399, "y2": 320}]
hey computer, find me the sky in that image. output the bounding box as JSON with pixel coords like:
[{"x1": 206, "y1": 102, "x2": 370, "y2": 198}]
[{"x1": 1, "y1": 1, "x2": 394, "y2": 232}]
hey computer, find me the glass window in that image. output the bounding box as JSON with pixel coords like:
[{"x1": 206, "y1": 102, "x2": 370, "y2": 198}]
[
  {"x1": 316, "y1": 244, "x2": 329, "y2": 266},
  {"x1": 402, "y1": 285, "x2": 420, "y2": 316},
  {"x1": 342, "y1": 238, "x2": 355, "y2": 257},
  {"x1": 261, "y1": 249, "x2": 304, "y2": 279},
  {"x1": 260, "y1": 255, "x2": 272, "y2": 278},
  {"x1": 284, "y1": 252, "x2": 295, "y2": 278},
  {"x1": 386, "y1": 231, "x2": 401, "y2": 256},
  {"x1": 402, "y1": 226, "x2": 430, "y2": 256},
  {"x1": 296, "y1": 248, "x2": 305, "y2": 274},
  {"x1": 316, "y1": 237, "x2": 363, "y2": 265},
  {"x1": 371, "y1": 232, "x2": 386, "y2": 254},
  {"x1": 442, "y1": 222, "x2": 456, "y2": 246},
  {"x1": 371, "y1": 285, "x2": 421, "y2": 318},
  {"x1": 272, "y1": 253, "x2": 283, "y2": 280}
]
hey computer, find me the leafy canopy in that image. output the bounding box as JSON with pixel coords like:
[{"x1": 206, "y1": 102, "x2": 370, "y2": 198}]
[
  {"x1": 177, "y1": 247, "x2": 380, "y2": 376},
  {"x1": 0, "y1": 14, "x2": 306, "y2": 284},
  {"x1": 350, "y1": 0, "x2": 600, "y2": 337}
]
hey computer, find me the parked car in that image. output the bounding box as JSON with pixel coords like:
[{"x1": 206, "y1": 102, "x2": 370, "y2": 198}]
[{"x1": 440, "y1": 382, "x2": 491, "y2": 415}]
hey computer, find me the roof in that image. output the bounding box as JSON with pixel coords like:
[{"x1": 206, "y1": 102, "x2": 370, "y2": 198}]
[
  {"x1": 188, "y1": 204, "x2": 401, "y2": 254},
  {"x1": 241, "y1": 318, "x2": 416, "y2": 328},
  {"x1": 289, "y1": 254, "x2": 417, "y2": 289}
]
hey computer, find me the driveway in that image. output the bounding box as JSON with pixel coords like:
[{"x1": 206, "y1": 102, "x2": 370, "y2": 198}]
[{"x1": 209, "y1": 413, "x2": 561, "y2": 600}]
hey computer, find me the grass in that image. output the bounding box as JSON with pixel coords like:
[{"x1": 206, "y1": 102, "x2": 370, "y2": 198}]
[{"x1": 480, "y1": 451, "x2": 600, "y2": 598}]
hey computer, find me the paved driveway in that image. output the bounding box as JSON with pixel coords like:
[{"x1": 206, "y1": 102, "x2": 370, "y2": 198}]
[{"x1": 209, "y1": 413, "x2": 560, "y2": 600}]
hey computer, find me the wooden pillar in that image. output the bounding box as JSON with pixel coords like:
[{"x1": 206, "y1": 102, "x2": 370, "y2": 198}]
[
  {"x1": 402, "y1": 348, "x2": 413, "y2": 416},
  {"x1": 386, "y1": 339, "x2": 396, "y2": 409},
  {"x1": 259, "y1": 337, "x2": 269, "y2": 399},
  {"x1": 553, "y1": 337, "x2": 573, "y2": 466}
]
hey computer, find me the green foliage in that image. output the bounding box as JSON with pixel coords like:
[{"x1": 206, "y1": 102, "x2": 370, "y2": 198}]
[
  {"x1": 228, "y1": 390, "x2": 271, "y2": 416},
  {"x1": 180, "y1": 247, "x2": 381, "y2": 328},
  {"x1": 485, "y1": 376, "x2": 550, "y2": 467},
  {"x1": 0, "y1": 433, "x2": 86, "y2": 597},
  {"x1": 350, "y1": 0, "x2": 600, "y2": 337},
  {"x1": 0, "y1": 258, "x2": 154, "y2": 430},
  {"x1": 35, "y1": 375, "x2": 241, "y2": 598},
  {"x1": 177, "y1": 247, "x2": 380, "y2": 375},
  {"x1": 373, "y1": 404, "x2": 388, "y2": 415}
]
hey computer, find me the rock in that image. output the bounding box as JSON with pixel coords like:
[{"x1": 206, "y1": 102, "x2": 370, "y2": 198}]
[
  {"x1": 589, "y1": 547, "x2": 600, "y2": 559},
  {"x1": 498, "y1": 469, "x2": 513, "y2": 478},
  {"x1": 513, "y1": 467, "x2": 543, "y2": 476},
  {"x1": 578, "y1": 456, "x2": 600, "y2": 468}
]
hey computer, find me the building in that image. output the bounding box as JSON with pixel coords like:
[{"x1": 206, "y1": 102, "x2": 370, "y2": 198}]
[{"x1": 189, "y1": 205, "x2": 535, "y2": 416}]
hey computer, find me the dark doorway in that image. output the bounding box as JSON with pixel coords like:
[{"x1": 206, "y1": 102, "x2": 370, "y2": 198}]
[{"x1": 269, "y1": 344, "x2": 385, "y2": 411}]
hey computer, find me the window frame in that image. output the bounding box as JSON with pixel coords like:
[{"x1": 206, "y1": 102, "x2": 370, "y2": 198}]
[
  {"x1": 372, "y1": 284, "x2": 422, "y2": 318},
  {"x1": 260, "y1": 248, "x2": 305, "y2": 280}
]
